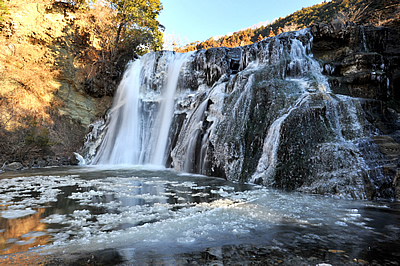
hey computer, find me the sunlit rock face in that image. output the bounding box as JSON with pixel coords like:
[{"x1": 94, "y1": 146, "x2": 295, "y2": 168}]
[{"x1": 86, "y1": 24, "x2": 400, "y2": 200}]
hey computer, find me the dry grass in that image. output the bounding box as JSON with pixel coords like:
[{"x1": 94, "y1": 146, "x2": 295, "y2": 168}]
[
  {"x1": 0, "y1": 0, "x2": 120, "y2": 163},
  {"x1": 0, "y1": 38, "x2": 60, "y2": 130},
  {"x1": 0, "y1": 0, "x2": 114, "y2": 130},
  {"x1": 0, "y1": 0, "x2": 62, "y2": 131},
  {"x1": 0, "y1": 0, "x2": 99, "y2": 162}
]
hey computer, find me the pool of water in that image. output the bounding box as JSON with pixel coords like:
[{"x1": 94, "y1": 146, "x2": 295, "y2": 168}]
[{"x1": 0, "y1": 166, "x2": 399, "y2": 265}]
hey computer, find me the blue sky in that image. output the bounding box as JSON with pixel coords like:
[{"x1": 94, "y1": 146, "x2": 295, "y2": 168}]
[{"x1": 158, "y1": 0, "x2": 325, "y2": 49}]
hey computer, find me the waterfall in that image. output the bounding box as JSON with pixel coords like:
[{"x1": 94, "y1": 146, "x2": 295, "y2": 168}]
[
  {"x1": 82, "y1": 27, "x2": 396, "y2": 199},
  {"x1": 91, "y1": 59, "x2": 142, "y2": 165},
  {"x1": 150, "y1": 53, "x2": 191, "y2": 165},
  {"x1": 90, "y1": 52, "x2": 192, "y2": 166},
  {"x1": 182, "y1": 99, "x2": 210, "y2": 172}
]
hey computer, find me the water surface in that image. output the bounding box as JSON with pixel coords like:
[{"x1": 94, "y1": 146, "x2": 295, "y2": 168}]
[{"x1": 0, "y1": 166, "x2": 399, "y2": 264}]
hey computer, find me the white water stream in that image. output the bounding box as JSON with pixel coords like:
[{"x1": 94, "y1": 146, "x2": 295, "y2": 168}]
[
  {"x1": 151, "y1": 53, "x2": 191, "y2": 165},
  {"x1": 91, "y1": 52, "x2": 192, "y2": 166},
  {"x1": 251, "y1": 36, "x2": 330, "y2": 184}
]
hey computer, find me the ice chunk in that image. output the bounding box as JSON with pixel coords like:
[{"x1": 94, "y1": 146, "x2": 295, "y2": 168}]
[
  {"x1": 1, "y1": 208, "x2": 36, "y2": 219},
  {"x1": 74, "y1": 152, "x2": 86, "y2": 165}
]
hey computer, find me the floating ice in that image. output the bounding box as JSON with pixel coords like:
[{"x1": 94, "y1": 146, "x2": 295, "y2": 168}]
[
  {"x1": 0, "y1": 167, "x2": 397, "y2": 265},
  {"x1": 21, "y1": 231, "x2": 47, "y2": 238},
  {"x1": 41, "y1": 214, "x2": 68, "y2": 224},
  {"x1": 1, "y1": 208, "x2": 36, "y2": 219}
]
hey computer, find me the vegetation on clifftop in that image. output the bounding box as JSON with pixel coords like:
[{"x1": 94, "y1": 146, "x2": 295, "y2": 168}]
[{"x1": 62, "y1": 0, "x2": 164, "y2": 55}]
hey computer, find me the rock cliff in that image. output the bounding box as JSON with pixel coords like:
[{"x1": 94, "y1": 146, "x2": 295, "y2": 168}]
[
  {"x1": 174, "y1": 23, "x2": 400, "y2": 200},
  {"x1": 310, "y1": 22, "x2": 400, "y2": 198}
]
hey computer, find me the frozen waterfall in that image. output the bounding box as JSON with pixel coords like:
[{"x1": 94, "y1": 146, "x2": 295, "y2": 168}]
[{"x1": 82, "y1": 27, "x2": 394, "y2": 200}]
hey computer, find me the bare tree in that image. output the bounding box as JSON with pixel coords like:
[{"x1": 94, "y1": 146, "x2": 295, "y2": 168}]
[
  {"x1": 336, "y1": 4, "x2": 370, "y2": 24},
  {"x1": 282, "y1": 23, "x2": 301, "y2": 33}
]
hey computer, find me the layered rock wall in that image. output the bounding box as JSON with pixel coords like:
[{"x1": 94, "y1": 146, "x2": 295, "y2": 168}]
[{"x1": 310, "y1": 22, "x2": 400, "y2": 198}]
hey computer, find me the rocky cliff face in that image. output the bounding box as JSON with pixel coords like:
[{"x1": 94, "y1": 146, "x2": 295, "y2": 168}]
[
  {"x1": 310, "y1": 22, "x2": 400, "y2": 198},
  {"x1": 173, "y1": 23, "x2": 400, "y2": 200},
  {"x1": 311, "y1": 22, "x2": 400, "y2": 102}
]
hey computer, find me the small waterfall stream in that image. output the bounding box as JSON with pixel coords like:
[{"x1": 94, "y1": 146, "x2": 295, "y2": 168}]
[
  {"x1": 251, "y1": 35, "x2": 330, "y2": 184},
  {"x1": 251, "y1": 93, "x2": 310, "y2": 184}
]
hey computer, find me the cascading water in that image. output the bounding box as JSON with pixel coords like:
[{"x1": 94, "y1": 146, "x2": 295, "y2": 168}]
[
  {"x1": 251, "y1": 35, "x2": 330, "y2": 184},
  {"x1": 151, "y1": 53, "x2": 192, "y2": 165},
  {"x1": 90, "y1": 52, "x2": 192, "y2": 166},
  {"x1": 251, "y1": 93, "x2": 310, "y2": 185},
  {"x1": 91, "y1": 59, "x2": 142, "y2": 165}
]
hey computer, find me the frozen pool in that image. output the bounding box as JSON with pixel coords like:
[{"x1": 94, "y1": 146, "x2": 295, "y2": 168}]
[{"x1": 0, "y1": 166, "x2": 399, "y2": 265}]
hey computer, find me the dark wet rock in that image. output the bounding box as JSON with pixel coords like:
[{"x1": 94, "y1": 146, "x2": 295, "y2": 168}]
[
  {"x1": 372, "y1": 135, "x2": 400, "y2": 162},
  {"x1": 44, "y1": 248, "x2": 125, "y2": 266},
  {"x1": 173, "y1": 244, "x2": 372, "y2": 265},
  {"x1": 311, "y1": 22, "x2": 400, "y2": 103},
  {"x1": 20, "y1": 241, "x2": 400, "y2": 265},
  {"x1": 19, "y1": 155, "x2": 79, "y2": 169},
  {"x1": 394, "y1": 170, "x2": 400, "y2": 199}
]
